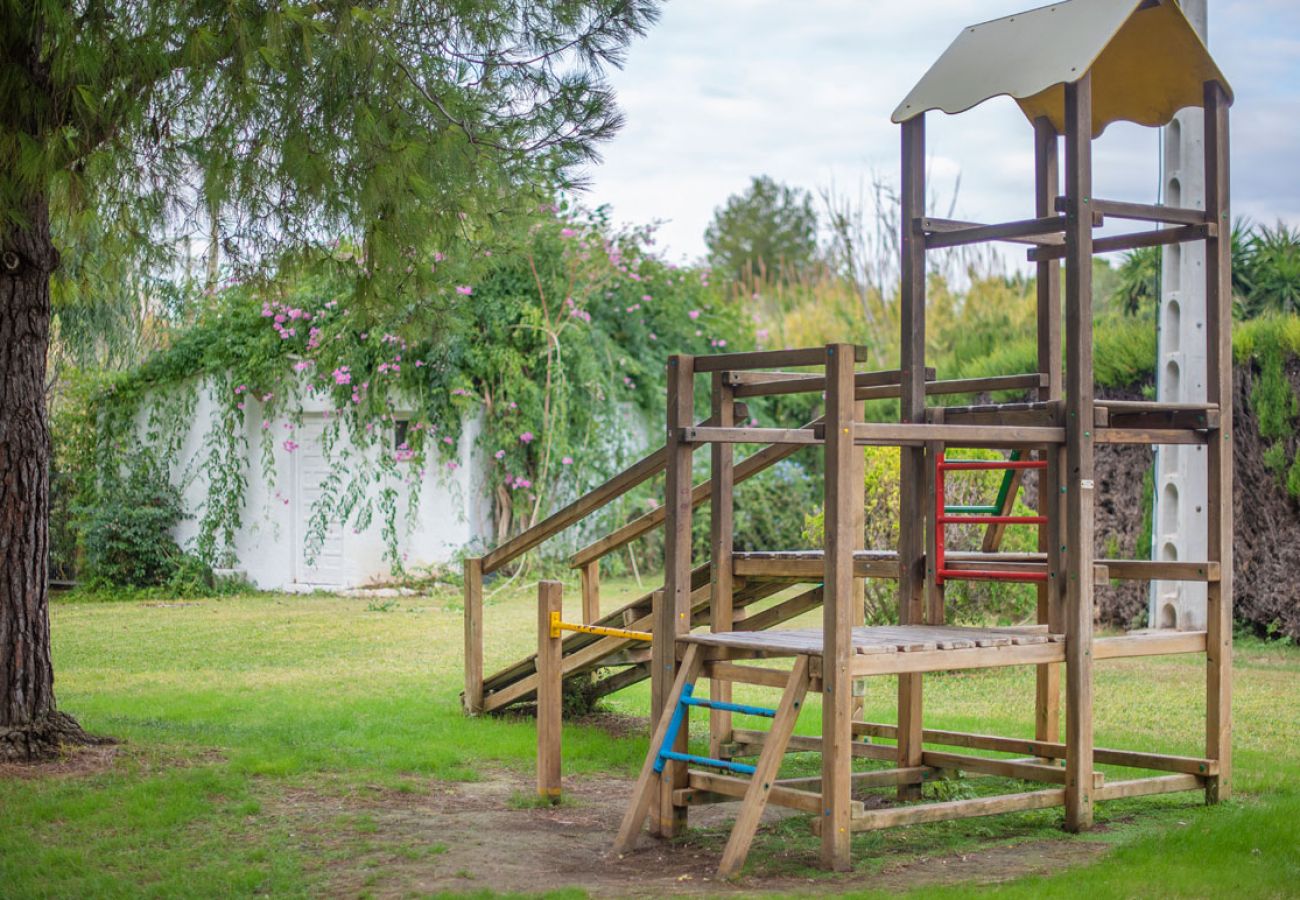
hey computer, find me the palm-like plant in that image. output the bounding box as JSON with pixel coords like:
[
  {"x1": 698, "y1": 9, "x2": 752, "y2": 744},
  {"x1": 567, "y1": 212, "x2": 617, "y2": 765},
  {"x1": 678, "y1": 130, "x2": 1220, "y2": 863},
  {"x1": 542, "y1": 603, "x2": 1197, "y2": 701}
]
[{"x1": 1238, "y1": 222, "x2": 1300, "y2": 317}]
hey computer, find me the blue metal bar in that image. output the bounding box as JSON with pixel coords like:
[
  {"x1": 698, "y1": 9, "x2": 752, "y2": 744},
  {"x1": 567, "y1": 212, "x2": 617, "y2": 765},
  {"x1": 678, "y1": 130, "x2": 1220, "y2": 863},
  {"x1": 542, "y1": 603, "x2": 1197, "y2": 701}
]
[
  {"x1": 681, "y1": 697, "x2": 776, "y2": 718},
  {"x1": 653, "y1": 683, "x2": 694, "y2": 774},
  {"x1": 659, "y1": 750, "x2": 757, "y2": 776}
]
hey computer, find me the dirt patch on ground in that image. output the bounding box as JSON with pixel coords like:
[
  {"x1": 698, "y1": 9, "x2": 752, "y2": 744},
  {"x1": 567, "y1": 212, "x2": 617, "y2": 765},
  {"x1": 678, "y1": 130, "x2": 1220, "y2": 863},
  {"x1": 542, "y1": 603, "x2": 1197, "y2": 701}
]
[
  {"x1": 262, "y1": 770, "x2": 1110, "y2": 898},
  {"x1": 0, "y1": 743, "x2": 120, "y2": 780}
]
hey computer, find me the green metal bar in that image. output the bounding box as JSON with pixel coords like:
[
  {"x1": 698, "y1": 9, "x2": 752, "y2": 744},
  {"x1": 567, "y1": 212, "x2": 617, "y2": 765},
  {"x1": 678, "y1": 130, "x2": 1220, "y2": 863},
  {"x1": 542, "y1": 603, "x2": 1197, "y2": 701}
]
[{"x1": 942, "y1": 451, "x2": 1023, "y2": 516}]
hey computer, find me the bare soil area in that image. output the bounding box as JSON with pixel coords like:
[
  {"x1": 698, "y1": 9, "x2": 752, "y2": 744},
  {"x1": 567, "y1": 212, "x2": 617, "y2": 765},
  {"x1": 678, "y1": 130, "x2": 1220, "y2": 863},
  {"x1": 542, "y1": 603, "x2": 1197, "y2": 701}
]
[{"x1": 266, "y1": 769, "x2": 1110, "y2": 898}]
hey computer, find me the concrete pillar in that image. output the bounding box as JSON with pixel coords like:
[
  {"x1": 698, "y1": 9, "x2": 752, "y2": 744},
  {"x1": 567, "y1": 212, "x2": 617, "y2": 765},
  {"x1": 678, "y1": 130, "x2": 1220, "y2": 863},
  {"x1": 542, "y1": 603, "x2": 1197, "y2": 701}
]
[{"x1": 1150, "y1": 0, "x2": 1209, "y2": 631}]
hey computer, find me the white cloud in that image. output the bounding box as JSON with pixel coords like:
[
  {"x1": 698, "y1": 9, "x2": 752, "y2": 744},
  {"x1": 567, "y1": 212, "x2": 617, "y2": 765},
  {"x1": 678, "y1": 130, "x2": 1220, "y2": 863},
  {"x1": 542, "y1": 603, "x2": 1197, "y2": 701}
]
[{"x1": 579, "y1": 0, "x2": 1300, "y2": 264}]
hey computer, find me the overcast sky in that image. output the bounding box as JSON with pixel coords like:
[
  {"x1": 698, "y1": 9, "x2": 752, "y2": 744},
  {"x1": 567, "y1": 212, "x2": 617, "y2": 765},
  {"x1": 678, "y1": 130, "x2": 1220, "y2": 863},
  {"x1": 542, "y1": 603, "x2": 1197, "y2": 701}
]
[{"x1": 579, "y1": 0, "x2": 1300, "y2": 265}]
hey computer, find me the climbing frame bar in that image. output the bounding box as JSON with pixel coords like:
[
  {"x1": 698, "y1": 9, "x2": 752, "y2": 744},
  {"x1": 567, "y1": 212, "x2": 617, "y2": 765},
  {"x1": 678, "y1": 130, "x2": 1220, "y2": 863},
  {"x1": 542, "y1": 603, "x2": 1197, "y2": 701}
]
[
  {"x1": 1063, "y1": 72, "x2": 1097, "y2": 832},
  {"x1": 897, "y1": 111, "x2": 927, "y2": 806},
  {"x1": 1203, "y1": 78, "x2": 1233, "y2": 804},
  {"x1": 821, "y1": 343, "x2": 858, "y2": 871},
  {"x1": 656, "y1": 353, "x2": 696, "y2": 837}
]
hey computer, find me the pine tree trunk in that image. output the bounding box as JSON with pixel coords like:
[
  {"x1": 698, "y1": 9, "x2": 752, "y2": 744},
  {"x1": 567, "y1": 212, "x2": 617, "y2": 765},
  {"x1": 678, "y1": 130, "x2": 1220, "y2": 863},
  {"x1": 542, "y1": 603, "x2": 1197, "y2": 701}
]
[{"x1": 0, "y1": 192, "x2": 98, "y2": 761}]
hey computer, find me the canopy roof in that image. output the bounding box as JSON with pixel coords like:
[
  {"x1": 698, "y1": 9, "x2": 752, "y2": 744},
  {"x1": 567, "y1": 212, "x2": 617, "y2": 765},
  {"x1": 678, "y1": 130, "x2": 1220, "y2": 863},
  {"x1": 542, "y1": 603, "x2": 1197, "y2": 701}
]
[{"x1": 892, "y1": 0, "x2": 1232, "y2": 136}]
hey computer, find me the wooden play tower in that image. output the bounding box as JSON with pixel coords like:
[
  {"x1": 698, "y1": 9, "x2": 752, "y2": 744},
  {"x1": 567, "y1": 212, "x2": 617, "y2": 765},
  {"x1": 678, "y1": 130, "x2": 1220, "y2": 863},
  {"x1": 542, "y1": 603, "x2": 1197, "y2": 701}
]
[
  {"x1": 461, "y1": 0, "x2": 1234, "y2": 879},
  {"x1": 608, "y1": 0, "x2": 1234, "y2": 876}
]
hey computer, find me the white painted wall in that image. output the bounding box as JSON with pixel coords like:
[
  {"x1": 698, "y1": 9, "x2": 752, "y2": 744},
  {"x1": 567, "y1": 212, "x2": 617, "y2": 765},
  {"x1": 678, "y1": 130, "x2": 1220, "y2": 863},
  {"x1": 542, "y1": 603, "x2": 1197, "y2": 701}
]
[{"x1": 142, "y1": 377, "x2": 491, "y2": 591}]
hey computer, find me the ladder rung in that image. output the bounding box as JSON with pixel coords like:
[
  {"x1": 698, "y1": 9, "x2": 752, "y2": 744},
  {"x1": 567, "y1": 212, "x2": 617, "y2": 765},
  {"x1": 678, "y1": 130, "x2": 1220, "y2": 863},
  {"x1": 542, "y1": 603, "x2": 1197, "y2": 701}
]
[
  {"x1": 659, "y1": 750, "x2": 757, "y2": 775},
  {"x1": 682, "y1": 697, "x2": 776, "y2": 717}
]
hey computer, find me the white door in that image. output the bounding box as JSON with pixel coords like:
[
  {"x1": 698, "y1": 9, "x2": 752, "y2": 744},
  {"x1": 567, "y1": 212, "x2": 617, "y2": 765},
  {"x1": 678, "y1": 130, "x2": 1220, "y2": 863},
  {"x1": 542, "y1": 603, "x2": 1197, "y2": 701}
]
[{"x1": 292, "y1": 417, "x2": 346, "y2": 587}]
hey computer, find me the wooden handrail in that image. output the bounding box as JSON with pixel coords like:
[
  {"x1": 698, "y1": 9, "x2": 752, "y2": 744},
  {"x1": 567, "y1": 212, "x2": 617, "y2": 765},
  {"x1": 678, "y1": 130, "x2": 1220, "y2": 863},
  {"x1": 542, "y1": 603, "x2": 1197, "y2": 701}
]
[
  {"x1": 568, "y1": 416, "x2": 824, "y2": 569},
  {"x1": 479, "y1": 413, "x2": 719, "y2": 574}
]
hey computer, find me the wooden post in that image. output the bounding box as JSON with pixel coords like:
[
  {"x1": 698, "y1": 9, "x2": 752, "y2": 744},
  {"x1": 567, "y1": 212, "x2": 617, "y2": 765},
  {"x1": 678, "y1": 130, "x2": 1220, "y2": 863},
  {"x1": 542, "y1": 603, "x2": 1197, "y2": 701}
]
[
  {"x1": 1203, "y1": 79, "x2": 1233, "y2": 804},
  {"x1": 1062, "y1": 74, "x2": 1096, "y2": 833},
  {"x1": 463, "y1": 556, "x2": 484, "y2": 715},
  {"x1": 580, "y1": 560, "x2": 601, "y2": 625},
  {"x1": 852, "y1": 395, "x2": 867, "y2": 720},
  {"x1": 537, "y1": 580, "x2": 563, "y2": 803},
  {"x1": 655, "y1": 354, "x2": 695, "y2": 837},
  {"x1": 1034, "y1": 116, "x2": 1063, "y2": 745},
  {"x1": 821, "y1": 342, "x2": 857, "y2": 872},
  {"x1": 709, "y1": 372, "x2": 736, "y2": 758},
  {"x1": 924, "y1": 431, "x2": 945, "y2": 625},
  {"x1": 897, "y1": 113, "x2": 927, "y2": 801}
]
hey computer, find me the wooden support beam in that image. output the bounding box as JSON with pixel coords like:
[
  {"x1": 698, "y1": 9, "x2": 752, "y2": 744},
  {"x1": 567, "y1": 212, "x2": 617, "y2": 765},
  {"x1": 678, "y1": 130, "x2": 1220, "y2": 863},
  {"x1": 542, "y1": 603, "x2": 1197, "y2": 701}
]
[
  {"x1": 710, "y1": 373, "x2": 735, "y2": 758},
  {"x1": 840, "y1": 787, "x2": 1066, "y2": 833},
  {"x1": 580, "y1": 561, "x2": 600, "y2": 625},
  {"x1": 536, "y1": 581, "x2": 563, "y2": 802},
  {"x1": 1055, "y1": 196, "x2": 1210, "y2": 227},
  {"x1": 854, "y1": 423, "x2": 1065, "y2": 446},
  {"x1": 1095, "y1": 774, "x2": 1204, "y2": 800},
  {"x1": 922, "y1": 750, "x2": 1104, "y2": 788},
  {"x1": 1036, "y1": 115, "x2": 1065, "y2": 752},
  {"x1": 1094, "y1": 631, "x2": 1206, "y2": 659},
  {"x1": 463, "y1": 556, "x2": 484, "y2": 715},
  {"x1": 821, "y1": 343, "x2": 858, "y2": 871},
  {"x1": 852, "y1": 641, "x2": 1065, "y2": 677},
  {"x1": 693, "y1": 346, "x2": 867, "y2": 373},
  {"x1": 898, "y1": 114, "x2": 928, "y2": 808},
  {"x1": 1027, "y1": 223, "x2": 1213, "y2": 262},
  {"x1": 727, "y1": 367, "x2": 911, "y2": 399},
  {"x1": 1095, "y1": 428, "x2": 1210, "y2": 445},
  {"x1": 777, "y1": 766, "x2": 933, "y2": 792},
  {"x1": 1204, "y1": 79, "x2": 1234, "y2": 806},
  {"x1": 730, "y1": 728, "x2": 898, "y2": 763},
  {"x1": 677, "y1": 767, "x2": 828, "y2": 816},
  {"x1": 1063, "y1": 73, "x2": 1096, "y2": 833},
  {"x1": 918, "y1": 217, "x2": 1065, "y2": 247},
  {"x1": 922, "y1": 215, "x2": 1072, "y2": 249},
  {"x1": 681, "y1": 426, "x2": 820, "y2": 445},
  {"x1": 656, "y1": 353, "x2": 695, "y2": 837},
  {"x1": 853, "y1": 722, "x2": 1220, "y2": 776}
]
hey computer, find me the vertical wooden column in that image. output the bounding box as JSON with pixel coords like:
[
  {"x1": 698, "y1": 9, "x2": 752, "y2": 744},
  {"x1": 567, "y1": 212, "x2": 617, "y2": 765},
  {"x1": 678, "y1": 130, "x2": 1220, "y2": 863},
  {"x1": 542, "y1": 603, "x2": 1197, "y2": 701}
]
[
  {"x1": 463, "y1": 556, "x2": 484, "y2": 715},
  {"x1": 537, "y1": 580, "x2": 563, "y2": 802},
  {"x1": 1062, "y1": 74, "x2": 1096, "y2": 833},
  {"x1": 1034, "y1": 116, "x2": 1064, "y2": 744},
  {"x1": 655, "y1": 354, "x2": 695, "y2": 837},
  {"x1": 1203, "y1": 80, "x2": 1233, "y2": 804},
  {"x1": 896, "y1": 113, "x2": 927, "y2": 800},
  {"x1": 709, "y1": 373, "x2": 736, "y2": 757},
  {"x1": 924, "y1": 429, "x2": 944, "y2": 626},
  {"x1": 821, "y1": 342, "x2": 857, "y2": 872},
  {"x1": 580, "y1": 561, "x2": 601, "y2": 625},
  {"x1": 851, "y1": 396, "x2": 867, "y2": 720}
]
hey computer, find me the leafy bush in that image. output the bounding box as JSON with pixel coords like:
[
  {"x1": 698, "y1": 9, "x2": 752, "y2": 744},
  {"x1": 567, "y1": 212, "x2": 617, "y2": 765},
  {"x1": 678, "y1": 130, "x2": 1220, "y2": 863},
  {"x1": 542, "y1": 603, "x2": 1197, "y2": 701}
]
[{"x1": 80, "y1": 460, "x2": 189, "y2": 587}]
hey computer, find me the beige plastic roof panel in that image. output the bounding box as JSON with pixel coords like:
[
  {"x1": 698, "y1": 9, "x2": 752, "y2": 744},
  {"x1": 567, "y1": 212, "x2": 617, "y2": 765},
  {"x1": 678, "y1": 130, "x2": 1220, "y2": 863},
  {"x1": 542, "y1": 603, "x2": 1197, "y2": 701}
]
[{"x1": 892, "y1": 0, "x2": 1231, "y2": 136}]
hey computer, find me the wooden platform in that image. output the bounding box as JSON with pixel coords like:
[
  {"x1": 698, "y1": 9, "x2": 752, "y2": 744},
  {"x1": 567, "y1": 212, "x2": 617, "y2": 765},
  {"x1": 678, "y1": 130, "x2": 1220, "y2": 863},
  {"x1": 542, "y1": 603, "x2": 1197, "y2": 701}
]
[{"x1": 682, "y1": 623, "x2": 1205, "y2": 676}]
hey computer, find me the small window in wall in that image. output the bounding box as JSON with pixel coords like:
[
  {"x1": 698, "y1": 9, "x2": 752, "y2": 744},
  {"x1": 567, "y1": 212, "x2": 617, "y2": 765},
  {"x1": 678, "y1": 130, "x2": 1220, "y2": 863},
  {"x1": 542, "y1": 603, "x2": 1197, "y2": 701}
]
[{"x1": 393, "y1": 419, "x2": 410, "y2": 453}]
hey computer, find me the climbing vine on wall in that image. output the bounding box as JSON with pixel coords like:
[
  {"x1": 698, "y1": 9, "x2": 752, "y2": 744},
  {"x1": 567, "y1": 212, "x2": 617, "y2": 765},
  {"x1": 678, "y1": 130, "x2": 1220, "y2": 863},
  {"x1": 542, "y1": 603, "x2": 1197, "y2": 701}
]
[{"x1": 59, "y1": 203, "x2": 753, "y2": 575}]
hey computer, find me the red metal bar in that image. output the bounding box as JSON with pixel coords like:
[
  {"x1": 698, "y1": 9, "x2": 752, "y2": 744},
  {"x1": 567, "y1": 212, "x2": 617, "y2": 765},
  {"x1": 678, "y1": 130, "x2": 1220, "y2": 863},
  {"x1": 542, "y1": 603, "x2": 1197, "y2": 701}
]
[
  {"x1": 938, "y1": 460, "x2": 1047, "y2": 471},
  {"x1": 935, "y1": 453, "x2": 946, "y2": 583},
  {"x1": 935, "y1": 449, "x2": 1049, "y2": 586},
  {"x1": 939, "y1": 568, "x2": 1049, "y2": 583},
  {"x1": 937, "y1": 514, "x2": 1047, "y2": 525}
]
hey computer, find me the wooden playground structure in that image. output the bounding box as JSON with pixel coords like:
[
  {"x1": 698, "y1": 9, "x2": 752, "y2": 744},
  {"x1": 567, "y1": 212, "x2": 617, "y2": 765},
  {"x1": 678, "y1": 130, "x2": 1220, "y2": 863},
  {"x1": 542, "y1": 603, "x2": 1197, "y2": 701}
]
[{"x1": 463, "y1": 0, "x2": 1234, "y2": 879}]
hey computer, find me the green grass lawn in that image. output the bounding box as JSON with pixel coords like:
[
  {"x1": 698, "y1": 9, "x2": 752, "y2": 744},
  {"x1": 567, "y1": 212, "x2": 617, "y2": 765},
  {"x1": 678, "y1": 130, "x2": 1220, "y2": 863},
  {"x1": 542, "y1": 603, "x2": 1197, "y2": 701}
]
[{"x1": 1, "y1": 578, "x2": 1298, "y2": 898}]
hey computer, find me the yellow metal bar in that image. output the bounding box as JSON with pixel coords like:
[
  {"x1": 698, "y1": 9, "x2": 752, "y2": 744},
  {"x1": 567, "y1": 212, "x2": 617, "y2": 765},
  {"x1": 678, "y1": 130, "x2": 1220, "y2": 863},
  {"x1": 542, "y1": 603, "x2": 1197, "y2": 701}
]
[{"x1": 551, "y1": 613, "x2": 651, "y2": 643}]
